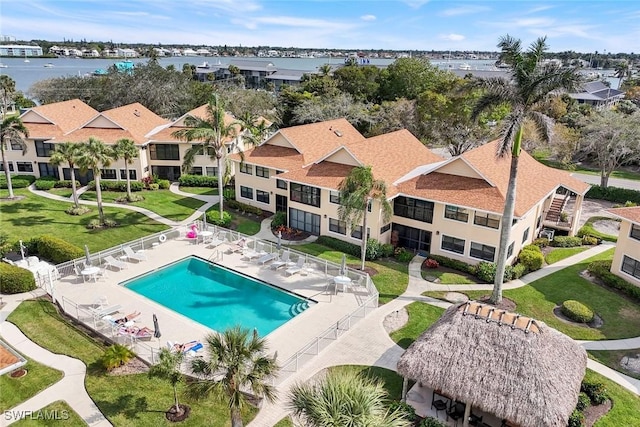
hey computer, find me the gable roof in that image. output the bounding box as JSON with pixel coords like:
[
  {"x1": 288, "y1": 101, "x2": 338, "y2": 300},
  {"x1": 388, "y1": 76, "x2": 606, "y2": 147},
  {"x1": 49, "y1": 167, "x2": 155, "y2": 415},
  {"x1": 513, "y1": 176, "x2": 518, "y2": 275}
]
[
  {"x1": 20, "y1": 99, "x2": 99, "y2": 140},
  {"x1": 397, "y1": 302, "x2": 587, "y2": 427},
  {"x1": 147, "y1": 104, "x2": 240, "y2": 143},
  {"x1": 606, "y1": 206, "x2": 640, "y2": 225}
]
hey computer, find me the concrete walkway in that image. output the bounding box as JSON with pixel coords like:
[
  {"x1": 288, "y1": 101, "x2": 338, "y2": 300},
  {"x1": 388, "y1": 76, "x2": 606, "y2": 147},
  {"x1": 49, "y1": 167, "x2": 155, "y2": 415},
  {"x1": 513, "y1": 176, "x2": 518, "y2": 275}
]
[
  {"x1": 4, "y1": 187, "x2": 639, "y2": 426},
  {"x1": 0, "y1": 291, "x2": 112, "y2": 426}
]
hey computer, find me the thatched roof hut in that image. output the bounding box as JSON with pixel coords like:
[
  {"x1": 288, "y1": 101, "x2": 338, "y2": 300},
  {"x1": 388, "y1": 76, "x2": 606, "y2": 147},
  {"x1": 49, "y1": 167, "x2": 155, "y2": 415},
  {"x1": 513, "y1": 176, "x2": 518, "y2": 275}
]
[{"x1": 397, "y1": 302, "x2": 587, "y2": 427}]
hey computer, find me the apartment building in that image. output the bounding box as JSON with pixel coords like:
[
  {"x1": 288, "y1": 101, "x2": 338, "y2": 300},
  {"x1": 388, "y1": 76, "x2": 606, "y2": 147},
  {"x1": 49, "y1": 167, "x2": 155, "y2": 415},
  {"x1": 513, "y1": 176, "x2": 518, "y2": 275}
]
[
  {"x1": 607, "y1": 207, "x2": 640, "y2": 288},
  {"x1": 229, "y1": 119, "x2": 590, "y2": 264}
]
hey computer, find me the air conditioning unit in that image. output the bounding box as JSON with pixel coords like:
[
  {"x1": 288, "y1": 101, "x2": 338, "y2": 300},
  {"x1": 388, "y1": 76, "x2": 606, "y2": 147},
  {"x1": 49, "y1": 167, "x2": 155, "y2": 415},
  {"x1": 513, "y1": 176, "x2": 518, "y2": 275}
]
[{"x1": 540, "y1": 228, "x2": 555, "y2": 241}]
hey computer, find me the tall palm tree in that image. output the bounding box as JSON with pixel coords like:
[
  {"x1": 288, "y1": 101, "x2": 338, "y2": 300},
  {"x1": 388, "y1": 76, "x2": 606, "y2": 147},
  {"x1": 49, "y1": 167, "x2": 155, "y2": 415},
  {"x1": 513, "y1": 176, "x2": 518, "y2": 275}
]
[
  {"x1": 614, "y1": 61, "x2": 631, "y2": 89},
  {"x1": 148, "y1": 348, "x2": 188, "y2": 419},
  {"x1": 172, "y1": 95, "x2": 238, "y2": 218},
  {"x1": 238, "y1": 112, "x2": 271, "y2": 149},
  {"x1": 338, "y1": 165, "x2": 392, "y2": 271},
  {"x1": 1, "y1": 116, "x2": 29, "y2": 199},
  {"x1": 188, "y1": 326, "x2": 278, "y2": 427},
  {"x1": 76, "y1": 137, "x2": 114, "y2": 225},
  {"x1": 288, "y1": 369, "x2": 411, "y2": 427},
  {"x1": 112, "y1": 138, "x2": 139, "y2": 201},
  {"x1": 1, "y1": 75, "x2": 16, "y2": 120},
  {"x1": 50, "y1": 142, "x2": 82, "y2": 208},
  {"x1": 472, "y1": 35, "x2": 582, "y2": 304}
]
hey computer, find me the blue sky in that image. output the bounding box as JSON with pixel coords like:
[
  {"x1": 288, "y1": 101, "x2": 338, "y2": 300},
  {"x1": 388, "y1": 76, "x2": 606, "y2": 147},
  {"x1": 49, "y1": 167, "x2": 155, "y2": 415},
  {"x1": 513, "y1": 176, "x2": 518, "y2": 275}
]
[{"x1": 2, "y1": 1, "x2": 639, "y2": 52}]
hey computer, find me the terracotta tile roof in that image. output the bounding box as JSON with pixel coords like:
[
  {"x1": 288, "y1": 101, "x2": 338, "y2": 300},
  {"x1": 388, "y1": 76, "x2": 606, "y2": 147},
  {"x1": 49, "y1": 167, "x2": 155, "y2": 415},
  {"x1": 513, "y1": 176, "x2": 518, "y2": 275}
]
[
  {"x1": 23, "y1": 99, "x2": 99, "y2": 133},
  {"x1": 228, "y1": 145, "x2": 303, "y2": 171},
  {"x1": 278, "y1": 118, "x2": 365, "y2": 165},
  {"x1": 148, "y1": 104, "x2": 239, "y2": 143},
  {"x1": 460, "y1": 140, "x2": 591, "y2": 216},
  {"x1": 276, "y1": 161, "x2": 356, "y2": 189},
  {"x1": 606, "y1": 206, "x2": 640, "y2": 225},
  {"x1": 396, "y1": 172, "x2": 506, "y2": 214}
]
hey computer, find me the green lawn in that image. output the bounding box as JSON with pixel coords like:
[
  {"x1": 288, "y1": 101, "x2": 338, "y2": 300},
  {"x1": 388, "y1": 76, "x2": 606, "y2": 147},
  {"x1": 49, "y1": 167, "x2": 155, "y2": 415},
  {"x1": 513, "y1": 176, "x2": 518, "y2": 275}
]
[
  {"x1": 588, "y1": 349, "x2": 640, "y2": 381},
  {"x1": 390, "y1": 302, "x2": 446, "y2": 349},
  {"x1": 0, "y1": 355, "x2": 63, "y2": 411},
  {"x1": 178, "y1": 186, "x2": 218, "y2": 196},
  {"x1": 7, "y1": 300, "x2": 257, "y2": 427},
  {"x1": 584, "y1": 370, "x2": 640, "y2": 426},
  {"x1": 329, "y1": 365, "x2": 405, "y2": 400},
  {"x1": 294, "y1": 243, "x2": 409, "y2": 304},
  {"x1": 422, "y1": 267, "x2": 480, "y2": 284},
  {"x1": 0, "y1": 189, "x2": 168, "y2": 252},
  {"x1": 12, "y1": 401, "x2": 86, "y2": 426},
  {"x1": 80, "y1": 190, "x2": 205, "y2": 222},
  {"x1": 578, "y1": 216, "x2": 619, "y2": 243},
  {"x1": 47, "y1": 188, "x2": 74, "y2": 198},
  {"x1": 459, "y1": 249, "x2": 640, "y2": 340},
  {"x1": 544, "y1": 247, "x2": 588, "y2": 264},
  {"x1": 274, "y1": 418, "x2": 294, "y2": 427}
]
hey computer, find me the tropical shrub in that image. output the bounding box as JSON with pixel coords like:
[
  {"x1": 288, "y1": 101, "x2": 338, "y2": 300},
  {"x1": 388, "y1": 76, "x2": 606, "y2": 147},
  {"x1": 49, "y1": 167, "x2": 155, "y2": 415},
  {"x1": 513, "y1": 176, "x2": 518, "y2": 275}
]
[
  {"x1": 518, "y1": 245, "x2": 544, "y2": 271},
  {"x1": 36, "y1": 235, "x2": 84, "y2": 263},
  {"x1": 365, "y1": 238, "x2": 382, "y2": 260},
  {"x1": 0, "y1": 178, "x2": 31, "y2": 189},
  {"x1": 270, "y1": 211, "x2": 287, "y2": 229},
  {"x1": 394, "y1": 247, "x2": 414, "y2": 263},
  {"x1": 316, "y1": 235, "x2": 360, "y2": 257},
  {"x1": 551, "y1": 236, "x2": 583, "y2": 247},
  {"x1": 561, "y1": 300, "x2": 594, "y2": 323},
  {"x1": 87, "y1": 180, "x2": 143, "y2": 192},
  {"x1": 104, "y1": 219, "x2": 118, "y2": 228},
  {"x1": 587, "y1": 260, "x2": 640, "y2": 302},
  {"x1": 586, "y1": 185, "x2": 640, "y2": 205},
  {"x1": 148, "y1": 183, "x2": 160, "y2": 191},
  {"x1": 101, "y1": 344, "x2": 135, "y2": 371},
  {"x1": 424, "y1": 258, "x2": 439, "y2": 269},
  {"x1": 65, "y1": 206, "x2": 90, "y2": 216},
  {"x1": 388, "y1": 401, "x2": 417, "y2": 422},
  {"x1": 380, "y1": 243, "x2": 394, "y2": 258},
  {"x1": 178, "y1": 174, "x2": 217, "y2": 187},
  {"x1": 86, "y1": 219, "x2": 101, "y2": 229},
  {"x1": 225, "y1": 199, "x2": 263, "y2": 216},
  {"x1": 34, "y1": 179, "x2": 56, "y2": 190},
  {"x1": 511, "y1": 263, "x2": 527, "y2": 279},
  {"x1": 0, "y1": 262, "x2": 37, "y2": 294},
  {"x1": 54, "y1": 179, "x2": 80, "y2": 188},
  {"x1": 567, "y1": 409, "x2": 585, "y2": 427},
  {"x1": 581, "y1": 379, "x2": 608, "y2": 405},
  {"x1": 576, "y1": 392, "x2": 590, "y2": 412},
  {"x1": 475, "y1": 261, "x2": 514, "y2": 283},
  {"x1": 206, "y1": 209, "x2": 232, "y2": 227},
  {"x1": 427, "y1": 254, "x2": 476, "y2": 275},
  {"x1": 581, "y1": 235, "x2": 599, "y2": 245},
  {"x1": 421, "y1": 417, "x2": 447, "y2": 427},
  {"x1": 157, "y1": 179, "x2": 170, "y2": 189},
  {"x1": 532, "y1": 237, "x2": 550, "y2": 248}
]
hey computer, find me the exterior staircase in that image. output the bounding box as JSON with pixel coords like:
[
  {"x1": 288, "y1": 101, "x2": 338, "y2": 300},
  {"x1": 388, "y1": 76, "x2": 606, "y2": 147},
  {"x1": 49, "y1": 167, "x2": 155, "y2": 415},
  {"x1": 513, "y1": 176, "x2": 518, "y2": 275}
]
[{"x1": 545, "y1": 198, "x2": 565, "y2": 222}]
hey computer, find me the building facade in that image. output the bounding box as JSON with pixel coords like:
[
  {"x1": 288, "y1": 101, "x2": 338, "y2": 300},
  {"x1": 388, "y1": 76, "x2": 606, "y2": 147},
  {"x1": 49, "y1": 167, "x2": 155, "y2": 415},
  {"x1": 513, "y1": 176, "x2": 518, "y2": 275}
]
[{"x1": 607, "y1": 207, "x2": 640, "y2": 288}]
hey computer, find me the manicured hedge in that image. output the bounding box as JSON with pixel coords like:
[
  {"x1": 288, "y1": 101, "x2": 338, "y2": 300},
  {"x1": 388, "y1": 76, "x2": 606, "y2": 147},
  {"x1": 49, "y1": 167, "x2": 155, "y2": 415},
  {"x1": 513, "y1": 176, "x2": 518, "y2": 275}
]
[
  {"x1": 586, "y1": 185, "x2": 640, "y2": 205},
  {"x1": 561, "y1": 300, "x2": 594, "y2": 323},
  {"x1": 0, "y1": 178, "x2": 31, "y2": 189},
  {"x1": 157, "y1": 179, "x2": 170, "y2": 189},
  {"x1": 475, "y1": 261, "x2": 515, "y2": 283},
  {"x1": 178, "y1": 174, "x2": 218, "y2": 187},
  {"x1": 54, "y1": 179, "x2": 81, "y2": 188},
  {"x1": 87, "y1": 180, "x2": 144, "y2": 192},
  {"x1": 226, "y1": 199, "x2": 263, "y2": 216},
  {"x1": 35, "y1": 179, "x2": 56, "y2": 190},
  {"x1": 518, "y1": 245, "x2": 544, "y2": 271},
  {"x1": 587, "y1": 260, "x2": 640, "y2": 301},
  {"x1": 0, "y1": 262, "x2": 37, "y2": 294},
  {"x1": 426, "y1": 254, "x2": 476, "y2": 275},
  {"x1": 0, "y1": 174, "x2": 37, "y2": 184},
  {"x1": 581, "y1": 379, "x2": 608, "y2": 405},
  {"x1": 550, "y1": 236, "x2": 583, "y2": 247},
  {"x1": 205, "y1": 209, "x2": 232, "y2": 227},
  {"x1": 316, "y1": 235, "x2": 360, "y2": 257},
  {"x1": 36, "y1": 235, "x2": 84, "y2": 263},
  {"x1": 270, "y1": 211, "x2": 286, "y2": 229}
]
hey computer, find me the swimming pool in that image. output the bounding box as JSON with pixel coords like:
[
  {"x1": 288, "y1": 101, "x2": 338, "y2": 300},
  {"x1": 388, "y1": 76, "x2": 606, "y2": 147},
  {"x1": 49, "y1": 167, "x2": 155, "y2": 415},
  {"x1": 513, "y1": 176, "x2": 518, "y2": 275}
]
[{"x1": 122, "y1": 256, "x2": 312, "y2": 336}]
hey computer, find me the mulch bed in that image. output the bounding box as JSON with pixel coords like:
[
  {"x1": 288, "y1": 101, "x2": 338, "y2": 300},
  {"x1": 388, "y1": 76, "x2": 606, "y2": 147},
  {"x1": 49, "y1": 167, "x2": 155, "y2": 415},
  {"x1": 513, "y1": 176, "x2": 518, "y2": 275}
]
[
  {"x1": 165, "y1": 404, "x2": 191, "y2": 422},
  {"x1": 109, "y1": 358, "x2": 149, "y2": 376},
  {"x1": 10, "y1": 369, "x2": 27, "y2": 378},
  {"x1": 347, "y1": 263, "x2": 378, "y2": 277},
  {"x1": 271, "y1": 228, "x2": 311, "y2": 242},
  {"x1": 584, "y1": 400, "x2": 612, "y2": 427},
  {"x1": 473, "y1": 295, "x2": 517, "y2": 312},
  {"x1": 552, "y1": 306, "x2": 603, "y2": 329}
]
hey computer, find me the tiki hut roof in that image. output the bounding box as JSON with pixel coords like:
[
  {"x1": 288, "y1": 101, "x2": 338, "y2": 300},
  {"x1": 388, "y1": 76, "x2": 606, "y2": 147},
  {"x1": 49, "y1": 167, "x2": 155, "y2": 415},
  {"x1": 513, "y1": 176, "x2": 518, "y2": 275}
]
[{"x1": 397, "y1": 302, "x2": 587, "y2": 427}]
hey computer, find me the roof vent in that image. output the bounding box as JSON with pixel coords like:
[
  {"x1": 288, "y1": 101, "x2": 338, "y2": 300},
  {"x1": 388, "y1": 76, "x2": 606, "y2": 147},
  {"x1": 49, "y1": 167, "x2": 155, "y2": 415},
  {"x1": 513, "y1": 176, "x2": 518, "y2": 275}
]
[{"x1": 333, "y1": 130, "x2": 343, "y2": 137}]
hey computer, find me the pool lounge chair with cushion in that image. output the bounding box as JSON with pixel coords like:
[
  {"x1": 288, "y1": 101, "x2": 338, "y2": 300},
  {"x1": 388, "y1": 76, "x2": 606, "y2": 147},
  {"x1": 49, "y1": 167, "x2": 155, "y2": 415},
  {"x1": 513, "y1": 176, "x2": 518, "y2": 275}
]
[
  {"x1": 242, "y1": 243, "x2": 266, "y2": 260},
  {"x1": 256, "y1": 252, "x2": 278, "y2": 265},
  {"x1": 119, "y1": 325, "x2": 154, "y2": 341},
  {"x1": 123, "y1": 246, "x2": 147, "y2": 262},
  {"x1": 104, "y1": 255, "x2": 127, "y2": 271},
  {"x1": 285, "y1": 257, "x2": 306, "y2": 276},
  {"x1": 207, "y1": 232, "x2": 227, "y2": 248},
  {"x1": 270, "y1": 251, "x2": 291, "y2": 269},
  {"x1": 88, "y1": 304, "x2": 123, "y2": 319}
]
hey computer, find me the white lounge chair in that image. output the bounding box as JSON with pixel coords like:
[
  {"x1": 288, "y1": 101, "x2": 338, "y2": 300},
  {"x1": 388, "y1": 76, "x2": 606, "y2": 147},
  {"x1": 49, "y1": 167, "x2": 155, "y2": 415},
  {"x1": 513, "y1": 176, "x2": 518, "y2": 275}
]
[
  {"x1": 123, "y1": 246, "x2": 147, "y2": 262},
  {"x1": 285, "y1": 257, "x2": 306, "y2": 276},
  {"x1": 104, "y1": 255, "x2": 126, "y2": 271},
  {"x1": 256, "y1": 252, "x2": 278, "y2": 265},
  {"x1": 207, "y1": 232, "x2": 227, "y2": 248},
  {"x1": 242, "y1": 242, "x2": 266, "y2": 260},
  {"x1": 88, "y1": 304, "x2": 122, "y2": 318},
  {"x1": 270, "y1": 251, "x2": 291, "y2": 269}
]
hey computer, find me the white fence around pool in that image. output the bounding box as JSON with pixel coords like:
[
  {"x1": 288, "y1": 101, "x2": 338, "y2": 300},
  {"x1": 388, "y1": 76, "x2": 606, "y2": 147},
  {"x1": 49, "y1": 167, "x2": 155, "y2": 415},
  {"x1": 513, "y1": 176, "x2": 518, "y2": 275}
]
[{"x1": 38, "y1": 222, "x2": 380, "y2": 378}]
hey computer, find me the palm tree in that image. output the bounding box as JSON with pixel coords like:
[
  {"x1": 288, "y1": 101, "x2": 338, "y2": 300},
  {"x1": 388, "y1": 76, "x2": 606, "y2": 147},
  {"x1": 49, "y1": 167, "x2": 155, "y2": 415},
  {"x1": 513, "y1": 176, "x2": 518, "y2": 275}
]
[
  {"x1": 318, "y1": 64, "x2": 332, "y2": 76},
  {"x1": 112, "y1": 138, "x2": 139, "y2": 201},
  {"x1": 472, "y1": 35, "x2": 582, "y2": 304},
  {"x1": 238, "y1": 112, "x2": 271, "y2": 149},
  {"x1": 50, "y1": 142, "x2": 81, "y2": 208},
  {"x1": 172, "y1": 95, "x2": 238, "y2": 218},
  {"x1": 614, "y1": 60, "x2": 631, "y2": 89},
  {"x1": 1, "y1": 116, "x2": 29, "y2": 199},
  {"x1": 148, "y1": 348, "x2": 188, "y2": 419},
  {"x1": 338, "y1": 165, "x2": 392, "y2": 271},
  {"x1": 1, "y1": 75, "x2": 16, "y2": 120},
  {"x1": 76, "y1": 137, "x2": 115, "y2": 225},
  {"x1": 188, "y1": 326, "x2": 278, "y2": 427},
  {"x1": 288, "y1": 369, "x2": 411, "y2": 427}
]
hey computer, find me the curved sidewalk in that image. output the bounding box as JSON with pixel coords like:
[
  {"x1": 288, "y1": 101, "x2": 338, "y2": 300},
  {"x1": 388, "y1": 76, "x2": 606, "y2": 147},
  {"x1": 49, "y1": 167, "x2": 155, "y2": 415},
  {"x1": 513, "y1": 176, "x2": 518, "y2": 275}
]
[{"x1": 0, "y1": 291, "x2": 112, "y2": 426}]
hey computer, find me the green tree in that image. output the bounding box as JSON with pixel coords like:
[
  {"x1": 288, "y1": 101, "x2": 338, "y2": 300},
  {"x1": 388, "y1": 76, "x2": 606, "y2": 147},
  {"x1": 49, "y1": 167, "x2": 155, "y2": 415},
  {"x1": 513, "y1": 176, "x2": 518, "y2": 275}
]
[
  {"x1": 50, "y1": 142, "x2": 82, "y2": 208},
  {"x1": 338, "y1": 166, "x2": 392, "y2": 271},
  {"x1": 112, "y1": 138, "x2": 139, "y2": 201},
  {"x1": 472, "y1": 35, "x2": 582, "y2": 304},
  {"x1": 148, "y1": 348, "x2": 188, "y2": 419},
  {"x1": 333, "y1": 65, "x2": 381, "y2": 102},
  {"x1": 1, "y1": 75, "x2": 16, "y2": 118},
  {"x1": 288, "y1": 369, "x2": 411, "y2": 427},
  {"x1": 76, "y1": 137, "x2": 115, "y2": 225},
  {"x1": 0, "y1": 116, "x2": 29, "y2": 199},
  {"x1": 378, "y1": 58, "x2": 450, "y2": 101},
  {"x1": 189, "y1": 326, "x2": 278, "y2": 427},
  {"x1": 172, "y1": 95, "x2": 238, "y2": 218}
]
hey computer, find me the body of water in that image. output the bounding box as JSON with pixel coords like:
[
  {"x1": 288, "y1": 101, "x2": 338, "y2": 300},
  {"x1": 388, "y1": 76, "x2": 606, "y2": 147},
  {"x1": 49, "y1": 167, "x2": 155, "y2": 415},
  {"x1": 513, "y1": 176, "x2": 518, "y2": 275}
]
[{"x1": 122, "y1": 255, "x2": 310, "y2": 336}]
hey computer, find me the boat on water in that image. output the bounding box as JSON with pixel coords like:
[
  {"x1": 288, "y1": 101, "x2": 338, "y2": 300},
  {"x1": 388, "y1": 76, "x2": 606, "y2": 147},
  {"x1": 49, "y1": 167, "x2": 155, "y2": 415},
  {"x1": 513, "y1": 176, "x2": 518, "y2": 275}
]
[
  {"x1": 0, "y1": 63, "x2": 7, "y2": 68},
  {"x1": 44, "y1": 63, "x2": 54, "y2": 68},
  {"x1": 458, "y1": 63, "x2": 472, "y2": 70},
  {"x1": 24, "y1": 59, "x2": 30, "y2": 63}
]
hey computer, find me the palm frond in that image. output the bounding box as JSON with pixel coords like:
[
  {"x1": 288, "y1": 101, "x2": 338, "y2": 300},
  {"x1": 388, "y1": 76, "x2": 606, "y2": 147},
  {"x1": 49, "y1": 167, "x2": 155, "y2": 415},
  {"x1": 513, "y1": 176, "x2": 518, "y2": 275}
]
[{"x1": 527, "y1": 110, "x2": 554, "y2": 143}]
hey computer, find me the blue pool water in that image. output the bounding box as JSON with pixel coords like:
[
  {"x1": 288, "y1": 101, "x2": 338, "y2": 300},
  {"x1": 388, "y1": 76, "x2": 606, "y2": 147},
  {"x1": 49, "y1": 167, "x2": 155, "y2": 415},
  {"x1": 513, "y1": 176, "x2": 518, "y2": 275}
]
[{"x1": 122, "y1": 256, "x2": 311, "y2": 336}]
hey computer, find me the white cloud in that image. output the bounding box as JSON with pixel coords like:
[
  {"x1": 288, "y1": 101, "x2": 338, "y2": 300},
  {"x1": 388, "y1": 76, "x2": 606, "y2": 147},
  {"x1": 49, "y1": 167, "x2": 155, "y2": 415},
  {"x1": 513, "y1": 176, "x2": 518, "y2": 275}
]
[
  {"x1": 440, "y1": 6, "x2": 490, "y2": 17},
  {"x1": 439, "y1": 33, "x2": 465, "y2": 42},
  {"x1": 361, "y1": 14, "x2": 376, "y2": 22},
  {"x1": 525, "y1": 5, "x2": 555, "y2": 14}
]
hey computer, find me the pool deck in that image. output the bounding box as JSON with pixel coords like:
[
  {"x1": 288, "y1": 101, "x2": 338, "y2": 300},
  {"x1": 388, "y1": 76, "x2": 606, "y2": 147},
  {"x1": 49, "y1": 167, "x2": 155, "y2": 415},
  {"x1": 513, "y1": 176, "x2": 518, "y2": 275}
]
[{"x1": 52, "y1": 238, "x2": 364, "y2": 365}]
